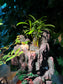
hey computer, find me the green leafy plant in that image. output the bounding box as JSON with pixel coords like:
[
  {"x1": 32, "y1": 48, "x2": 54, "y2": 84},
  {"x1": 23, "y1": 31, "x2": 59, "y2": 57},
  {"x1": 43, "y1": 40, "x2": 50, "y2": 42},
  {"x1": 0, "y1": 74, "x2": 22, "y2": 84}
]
[
  {"x1": 0, "y1": 48, "x2": 23, "y2": 65},
  {"x1": 0, "y1": 60, "x2": 5, "y2": 65},
  {"x1": 5, "y1": 49, "x2": 23, "y2": 62},
  {"x1": 16, "y1": 15, "x2": 55, "y2": 47},
  {"x1": 15, "y1": 35, "x2": 21, "y2": 44},
  {"x1": 16, "y1": 70, "x2": 38, "y2": 81}
]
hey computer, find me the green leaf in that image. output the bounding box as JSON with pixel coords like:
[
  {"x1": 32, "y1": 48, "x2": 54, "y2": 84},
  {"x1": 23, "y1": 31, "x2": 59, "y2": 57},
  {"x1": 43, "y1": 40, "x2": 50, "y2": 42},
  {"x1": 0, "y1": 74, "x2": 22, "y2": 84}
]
[
  {"x1": 0, "y1": 61, "x2": 4, "y2": 65},
  {"x1": 2, "y1": 54, "x2": 10, "y2": 60},
  {"x1": 38, "y1": 30, "x2": 42, "y2": 33},
  {"x1": 15, "y1": 39, "x2": 21, "y2": 44},
  {"x1": 16, "y1": 70, "x2": 27, "y2": 76},
  {"x1": 18, "y1": 74, "x2": 26, "y2": 80},
  {"x1": 24, "y1": 41, "x2": 30, "y2": 44},
  {"x1": 28, "y1": 20, "x2": 32, "y2": 29},
  {"x1": 15, "y1": 48, "x2": 21, "y2": 55},
  {"x1": 17, "y1": 35, "x2": 20, "y2": 38},
  {"x1": 44, "y1": 24, "x2": 55, "y2": 28},
  {"x1": 2, "y1": 46, "x2": 9, "y2": 50},
  {"x1": 38, "y1": 35, "x2": 41, "y2": 37},
  {"x1": 23, "y1": 26, "x2": 27, "y2": 28},
  {"x1": 27, "y1": 72, "x2": 38, "y2": 77},
  {"x1": 18, "y1": 51, "x2": 23, "y2": 56},
  {"x1": 29, "y1": 15, "x2": 36, "y2": 21},
  {"x1": 38, "y1": 16, "x2": 47, "y2": 21},
  {"x1": 17, "y1": 37, "x2": 20, "y2": 40},
  {"x1": 11, "y1": 50, "x2": 14, "y2": 55},
  {"x1": 24, "y1": 30, "x2": 29, "y2": 34},
  {"x1": 27, "y1": 29, "x2": 34, "y2": 35},
  {"x1": 16, "y1": 22, "x2": 28, "y2": 26},
  {"x1": 33, "y1": 20, "x2": 39, "y2": 24},
  {"x1": 6, "y1": 55, "x2": 16, "y2": 62},
  {"x1": 43, "y1": 28, "x2": 52, "y2": 32}
]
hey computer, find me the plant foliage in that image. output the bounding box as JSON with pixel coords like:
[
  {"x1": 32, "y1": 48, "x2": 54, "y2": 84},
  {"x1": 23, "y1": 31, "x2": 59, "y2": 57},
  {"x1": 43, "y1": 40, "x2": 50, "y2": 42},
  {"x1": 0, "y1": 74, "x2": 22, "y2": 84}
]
[{"x1": 16, "y1": 15, "x2": 55, "y2": 46}]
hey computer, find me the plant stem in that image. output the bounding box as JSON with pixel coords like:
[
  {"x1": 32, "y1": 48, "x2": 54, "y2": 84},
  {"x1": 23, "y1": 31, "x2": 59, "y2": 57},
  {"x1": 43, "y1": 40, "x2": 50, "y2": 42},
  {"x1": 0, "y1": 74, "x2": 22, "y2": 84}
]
[{"x1": 37, "y1": 38, "x2": 39, "y2": 47}]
